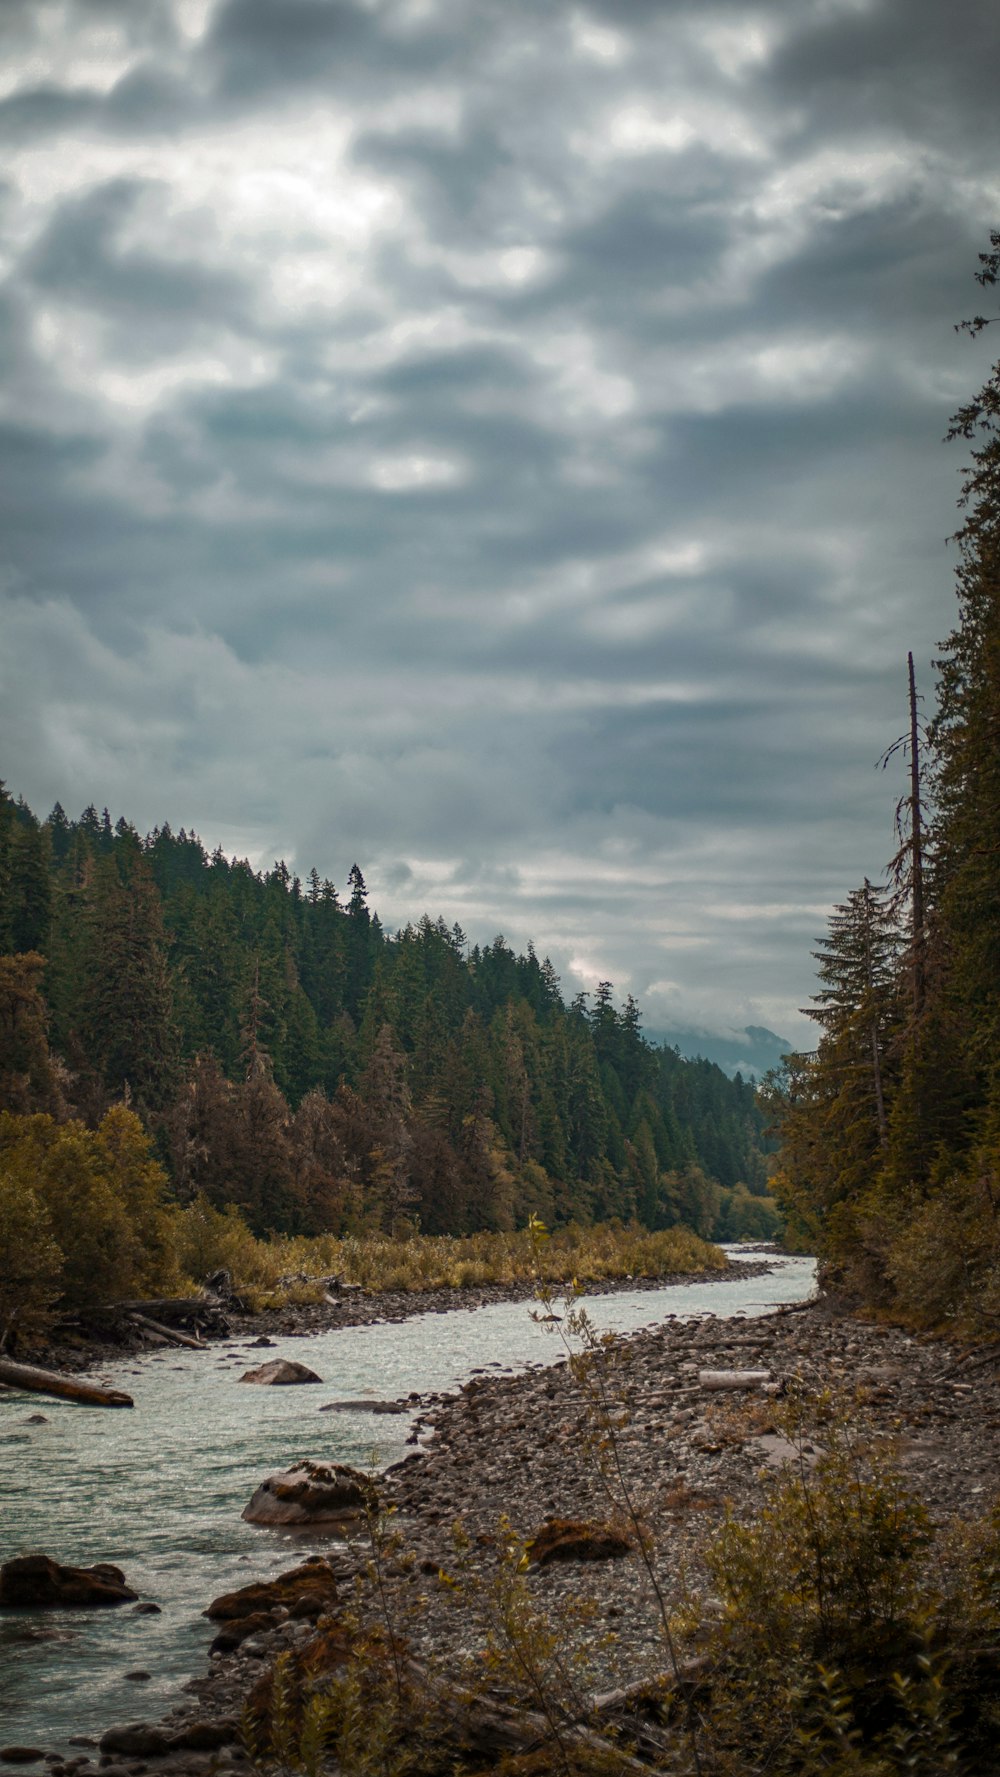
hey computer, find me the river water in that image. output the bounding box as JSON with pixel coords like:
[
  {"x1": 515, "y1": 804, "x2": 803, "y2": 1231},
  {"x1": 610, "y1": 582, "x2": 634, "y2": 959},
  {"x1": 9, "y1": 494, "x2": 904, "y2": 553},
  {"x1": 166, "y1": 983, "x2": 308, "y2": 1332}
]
[{"x1": 0, "y1": 1252, "x2": 815, "y2": 1754}]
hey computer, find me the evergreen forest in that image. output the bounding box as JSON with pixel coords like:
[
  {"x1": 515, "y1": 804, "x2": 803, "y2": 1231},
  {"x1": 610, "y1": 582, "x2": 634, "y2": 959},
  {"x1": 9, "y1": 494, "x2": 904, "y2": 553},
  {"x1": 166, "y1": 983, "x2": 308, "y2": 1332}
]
[
  {"x1": 767, "y1": 232, "x2": 1000, "y2": 1330},
  {"x1": 0, "y1": 786, "x2": 775, "y2": 1262}
]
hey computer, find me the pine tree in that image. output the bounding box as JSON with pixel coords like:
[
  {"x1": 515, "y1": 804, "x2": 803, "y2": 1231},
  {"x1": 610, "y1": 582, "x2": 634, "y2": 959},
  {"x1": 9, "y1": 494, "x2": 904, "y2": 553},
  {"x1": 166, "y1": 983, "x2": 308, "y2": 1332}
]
[
  {"x1": 78, "y1": 854, "x2": 179, "y2": 1116},
  {"x1": 0, "y1": 952, "x2": 66, "y2": 1116},
  {"x1": 358, "y1": 1022, "x2": 416, "y2": 1233},
  {"x1": 5, "y1": 819, "x2": 52, "y2": 955},
  {"x1": 806, "y1": 879, "x2": 901, "y2": 1154},
  {"x1": 767, "y1": 882, "x2": 903, "y2": 1274}
]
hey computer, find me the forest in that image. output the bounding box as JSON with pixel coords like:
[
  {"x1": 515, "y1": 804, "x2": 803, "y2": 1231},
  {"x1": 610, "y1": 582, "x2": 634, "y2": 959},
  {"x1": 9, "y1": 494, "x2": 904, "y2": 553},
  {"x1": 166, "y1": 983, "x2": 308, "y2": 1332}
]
[
  {"x1": 0, "y1": 778, "x2": 776, "y2": 1328},
  {"x1": 767, "y1": 232, "x2": 1000, "y2": 1332}
]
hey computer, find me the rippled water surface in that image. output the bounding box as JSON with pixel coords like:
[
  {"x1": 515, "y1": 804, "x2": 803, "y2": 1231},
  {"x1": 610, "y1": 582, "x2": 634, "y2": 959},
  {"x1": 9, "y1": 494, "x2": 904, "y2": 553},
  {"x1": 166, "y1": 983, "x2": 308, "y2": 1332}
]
[{"x1": 0, "y1": 1253, "x2": 815, "y2": 1752}]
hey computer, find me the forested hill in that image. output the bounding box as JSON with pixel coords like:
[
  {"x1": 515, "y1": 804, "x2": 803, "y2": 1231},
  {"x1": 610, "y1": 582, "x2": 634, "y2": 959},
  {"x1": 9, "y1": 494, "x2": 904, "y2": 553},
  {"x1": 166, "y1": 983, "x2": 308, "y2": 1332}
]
[{"x1": 0, "y1": 791, "x2": 774, "y2": 1242}]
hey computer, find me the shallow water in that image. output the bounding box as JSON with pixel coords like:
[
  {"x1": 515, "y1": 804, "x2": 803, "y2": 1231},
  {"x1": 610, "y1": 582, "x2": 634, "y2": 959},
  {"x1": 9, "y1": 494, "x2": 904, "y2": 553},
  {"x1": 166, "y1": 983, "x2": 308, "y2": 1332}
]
[{"x1": 0, "y1": 1251, "x2": 815, "y2": 1753}]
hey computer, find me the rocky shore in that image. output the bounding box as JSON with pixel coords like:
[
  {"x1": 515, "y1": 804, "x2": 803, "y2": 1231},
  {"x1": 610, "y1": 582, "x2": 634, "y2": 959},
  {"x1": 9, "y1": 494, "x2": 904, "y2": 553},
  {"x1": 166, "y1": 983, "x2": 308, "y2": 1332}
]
[{"x1": 8, "y1": 1285, "x2": 1000, "y2": 1775}]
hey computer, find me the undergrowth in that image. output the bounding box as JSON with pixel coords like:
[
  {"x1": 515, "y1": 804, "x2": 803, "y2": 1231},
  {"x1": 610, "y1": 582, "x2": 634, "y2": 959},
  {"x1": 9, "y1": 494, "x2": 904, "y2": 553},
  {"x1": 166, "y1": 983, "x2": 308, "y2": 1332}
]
[{"x1": 173, "y1": 1201, "x2": 725, "y2": 1307}]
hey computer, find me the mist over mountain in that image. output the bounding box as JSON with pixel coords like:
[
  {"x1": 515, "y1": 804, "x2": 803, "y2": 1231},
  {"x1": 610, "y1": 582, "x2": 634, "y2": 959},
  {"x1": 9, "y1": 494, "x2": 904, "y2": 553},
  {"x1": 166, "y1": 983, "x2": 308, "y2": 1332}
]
[{"x1": 645, "y1": 1025, "x2": 794, "y2": 1082}]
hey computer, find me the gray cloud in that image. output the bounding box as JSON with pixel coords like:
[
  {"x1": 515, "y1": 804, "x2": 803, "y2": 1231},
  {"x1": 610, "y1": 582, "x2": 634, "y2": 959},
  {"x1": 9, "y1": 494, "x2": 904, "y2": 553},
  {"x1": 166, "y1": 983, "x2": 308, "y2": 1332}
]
[{"x1": 1, "y1": 0, "x2": 998, "y2": 1044}]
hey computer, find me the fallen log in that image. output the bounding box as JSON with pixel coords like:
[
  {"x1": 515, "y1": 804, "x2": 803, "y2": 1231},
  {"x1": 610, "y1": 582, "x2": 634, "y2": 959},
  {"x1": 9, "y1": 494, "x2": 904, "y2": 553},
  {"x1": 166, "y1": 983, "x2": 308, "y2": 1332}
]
[
  {"x1": 937, "y1": 1343, "x2": 1000, "y2": 1382},
  {"x1": 589, "y1": 1656, "x2": 711, "y2": 1716},
  {"x1": 406, "y1": 1659, "x2": 654, "y2": 1773},
  {"x1": 116, "y1": 1296, "x2": 221, "y2": 1322},
  {"x1": 128, "y1": 1313, "x2": 207, "y2": 1351},
  {"x1": 698, "y1": 1369, "x2": 772, "y2": 1391},
  {"x1": 0, "y1": 1357, "x2": 133, "y2": 1408}
]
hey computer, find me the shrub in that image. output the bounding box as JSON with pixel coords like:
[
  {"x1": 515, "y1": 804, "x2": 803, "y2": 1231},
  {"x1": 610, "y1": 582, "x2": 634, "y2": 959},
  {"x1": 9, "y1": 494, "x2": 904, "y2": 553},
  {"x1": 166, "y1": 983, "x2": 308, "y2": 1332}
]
[{"x1": 699, "y1": 1405, "x2": 1000, "y2": 1773}]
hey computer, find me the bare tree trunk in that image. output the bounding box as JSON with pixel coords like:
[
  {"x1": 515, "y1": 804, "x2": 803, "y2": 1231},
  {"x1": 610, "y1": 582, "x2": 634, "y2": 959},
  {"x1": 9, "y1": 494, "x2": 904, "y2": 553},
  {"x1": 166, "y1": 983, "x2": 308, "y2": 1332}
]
[{"x1": 909, "y1": 651, "x2": 926, "y2": 1017}]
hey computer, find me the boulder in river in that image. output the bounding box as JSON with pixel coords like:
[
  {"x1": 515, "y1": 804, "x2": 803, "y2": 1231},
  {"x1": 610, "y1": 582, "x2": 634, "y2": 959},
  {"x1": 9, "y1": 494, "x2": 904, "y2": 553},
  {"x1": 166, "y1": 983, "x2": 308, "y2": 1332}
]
[
  {"x1": 0, "y1": 1555, "x2": 138, "y2": 1608},
  {"x1": 99, "y1": 1719, "x2": 239, "y2": 1759},
  {"x1": 239, "y1": 1359, "x2": 322, "y2": 1386},
  {"x1": 98, "y1": 1724, "x2": 171, "y2": 1759},
  {"x1": 242, "y1": 1460, "x2": 371, "y2": 1528},
  {"x1": 205, "y1": 1555, "x2": 339, "y2": 1621},
  {"x1": 319, "y1": 1398, "x2": 408, "y2": 1415},
  {"x1": 526, "y1": 1519, "x2": 635, "y2": 1565}
]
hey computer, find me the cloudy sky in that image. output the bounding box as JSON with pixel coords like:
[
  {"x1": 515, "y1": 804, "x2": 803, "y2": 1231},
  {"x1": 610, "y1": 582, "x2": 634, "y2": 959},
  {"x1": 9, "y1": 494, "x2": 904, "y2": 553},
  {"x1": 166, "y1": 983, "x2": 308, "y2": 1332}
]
[{"x1": 1, "y1": 0, "x2": 998, "y2": 1047}]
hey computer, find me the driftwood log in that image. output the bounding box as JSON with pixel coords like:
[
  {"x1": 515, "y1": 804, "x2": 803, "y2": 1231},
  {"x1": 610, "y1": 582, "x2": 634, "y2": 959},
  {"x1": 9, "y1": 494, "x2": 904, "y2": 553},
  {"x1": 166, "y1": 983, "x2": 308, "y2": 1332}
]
[
  {"x1": 116, "y1": 1297, "x2": 221, "y2": 1322},
  {"x1": 404, "y1": 1658, "x2": 656, "y2": 1773},
  {"x1": 0, "y1": 1357, "x2": 134, "y2": 1408},
  {"x1": 128, "y1": 1312, "x2": 207, "y2": 1350},
  {"x1": 698, "y1": 1369, "x2": 772, "y2": 1391},
  {"x1": 589, "y1": 1656, "x2": 710, "y2": 1716}
]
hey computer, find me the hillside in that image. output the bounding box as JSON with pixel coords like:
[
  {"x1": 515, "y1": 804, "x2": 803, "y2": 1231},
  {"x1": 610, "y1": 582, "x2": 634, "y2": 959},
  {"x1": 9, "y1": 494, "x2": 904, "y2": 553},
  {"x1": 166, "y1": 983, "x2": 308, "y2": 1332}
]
[{"x1": 0, "y1": 790, "x2": 777, "y2": 1245}]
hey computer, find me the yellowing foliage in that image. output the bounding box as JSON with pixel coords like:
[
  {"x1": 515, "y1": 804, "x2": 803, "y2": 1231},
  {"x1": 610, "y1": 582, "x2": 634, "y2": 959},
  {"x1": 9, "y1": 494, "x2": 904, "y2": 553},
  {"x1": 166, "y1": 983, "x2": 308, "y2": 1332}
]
[{"x1": 0, "y1": 1107, "x2": 180, "y2": 1325}]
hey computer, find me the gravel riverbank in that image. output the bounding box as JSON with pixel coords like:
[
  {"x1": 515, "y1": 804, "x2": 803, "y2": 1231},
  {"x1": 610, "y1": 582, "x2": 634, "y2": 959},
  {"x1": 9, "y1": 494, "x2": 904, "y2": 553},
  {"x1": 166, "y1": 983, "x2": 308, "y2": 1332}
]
[
  {"x1": 13, "y1": 1287, "x2": 1000, "y2": 1777},
  {"x1": 31, "y1": 1260, "x2": 774, "y2": 1374}
]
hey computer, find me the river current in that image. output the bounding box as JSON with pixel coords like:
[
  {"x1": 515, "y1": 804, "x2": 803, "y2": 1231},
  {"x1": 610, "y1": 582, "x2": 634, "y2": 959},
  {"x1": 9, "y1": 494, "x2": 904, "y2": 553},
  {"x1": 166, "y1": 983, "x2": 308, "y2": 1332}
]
[{"x1": 0, "y1": 1251, "x2": 815, "y2": 1754}]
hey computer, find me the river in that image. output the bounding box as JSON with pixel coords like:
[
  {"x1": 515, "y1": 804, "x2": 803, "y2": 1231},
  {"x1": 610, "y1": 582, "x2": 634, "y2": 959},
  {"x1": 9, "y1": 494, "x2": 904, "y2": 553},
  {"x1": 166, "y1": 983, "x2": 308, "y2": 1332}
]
[{"x1": 0, "y1": 1251, "x2": 815, "y2": 1754}]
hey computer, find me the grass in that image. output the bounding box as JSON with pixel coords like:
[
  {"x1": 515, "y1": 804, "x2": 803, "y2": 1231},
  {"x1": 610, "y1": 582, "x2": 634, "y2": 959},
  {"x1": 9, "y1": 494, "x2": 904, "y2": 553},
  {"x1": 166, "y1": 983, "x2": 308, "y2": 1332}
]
[{"x1": 172, "y1": 1202, "x2": 727, "y2": 1306}]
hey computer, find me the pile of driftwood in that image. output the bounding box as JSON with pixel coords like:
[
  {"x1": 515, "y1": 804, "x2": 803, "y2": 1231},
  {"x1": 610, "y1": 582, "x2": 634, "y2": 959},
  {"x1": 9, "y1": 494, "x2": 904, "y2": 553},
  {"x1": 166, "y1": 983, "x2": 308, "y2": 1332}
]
[
  {"x1": 0, "y1": 1282, "x2": 231, "y2": 1407},
  {"x1": 61, "y1": 1290, "x2": 232, "y2": 1353}
]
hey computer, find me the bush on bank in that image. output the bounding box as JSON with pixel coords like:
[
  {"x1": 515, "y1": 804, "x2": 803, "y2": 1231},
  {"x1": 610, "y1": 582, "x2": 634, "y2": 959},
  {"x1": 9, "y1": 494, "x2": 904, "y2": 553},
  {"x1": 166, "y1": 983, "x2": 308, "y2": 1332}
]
[{"x1": 173, "y1": 1197, "x2": 726, "y2": 1307}]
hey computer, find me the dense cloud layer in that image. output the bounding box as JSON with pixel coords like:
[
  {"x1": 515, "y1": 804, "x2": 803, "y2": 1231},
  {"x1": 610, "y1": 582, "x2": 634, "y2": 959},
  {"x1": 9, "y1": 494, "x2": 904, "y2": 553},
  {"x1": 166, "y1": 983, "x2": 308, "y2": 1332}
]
[{"x1": 2, "y1": 0, "x2": 998, "y2": 1043}]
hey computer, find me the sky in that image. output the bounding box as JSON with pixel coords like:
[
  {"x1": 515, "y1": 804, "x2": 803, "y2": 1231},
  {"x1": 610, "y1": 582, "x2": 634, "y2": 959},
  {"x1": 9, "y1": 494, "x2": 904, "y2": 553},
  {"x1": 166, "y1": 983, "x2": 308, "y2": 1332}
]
[{"x1": 1, "y1": 0, "x2": 999, "y2": 1050}]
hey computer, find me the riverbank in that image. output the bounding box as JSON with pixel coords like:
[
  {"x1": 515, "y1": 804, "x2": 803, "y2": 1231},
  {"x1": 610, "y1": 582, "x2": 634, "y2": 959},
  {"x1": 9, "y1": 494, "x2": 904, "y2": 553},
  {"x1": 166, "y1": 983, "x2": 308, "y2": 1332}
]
[
  {"x1": 14, "y1": 1283, "x2": 1000, "y2": 1776},
  {"x1": 29, "y1": 1253, "x2": 775, "y2": 1376}
]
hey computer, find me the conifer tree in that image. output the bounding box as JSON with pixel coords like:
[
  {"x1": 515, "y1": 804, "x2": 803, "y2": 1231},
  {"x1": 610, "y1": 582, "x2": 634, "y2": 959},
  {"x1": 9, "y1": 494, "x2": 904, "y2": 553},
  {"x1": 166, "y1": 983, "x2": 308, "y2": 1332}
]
[
  {"x1": 931, "y1": 234, "x2": 1000, "y2": 1114},
  {"x1": 0, "y1": 953, "x2": 66, "y2": 1117},
  {"x1": 807, "y1": 878, "x2": 901, "y2": 1153},
  {"x1": 79, "y1": 854, "x2": 178, "y2": 1116}
]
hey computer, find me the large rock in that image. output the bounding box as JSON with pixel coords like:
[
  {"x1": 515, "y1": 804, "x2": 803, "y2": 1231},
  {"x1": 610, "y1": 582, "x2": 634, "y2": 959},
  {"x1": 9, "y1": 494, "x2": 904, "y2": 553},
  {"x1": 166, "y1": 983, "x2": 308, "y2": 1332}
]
[
  {"x1": 239, "y1": 1359, "x2": 322, "y2": 1386},
  {"x1": 205, "y1": 1555, "x2": 338, "y2": 1621},
  {"x1": 99, "y1": 1719, "x2": 238, "y2": 1759},
  {"x1": 241, "y1": 1460, "x2": 370, "y2": 1528},
  {"x1": 98, "y1": 1725, "x2": 171, "y2": 1759},
  {"x1": 526, "y1": 1519, "x2": 635, "y2": 1565},
  {"x1": 0, "y1": 1556, "x2": 138, "y2": 1609}
]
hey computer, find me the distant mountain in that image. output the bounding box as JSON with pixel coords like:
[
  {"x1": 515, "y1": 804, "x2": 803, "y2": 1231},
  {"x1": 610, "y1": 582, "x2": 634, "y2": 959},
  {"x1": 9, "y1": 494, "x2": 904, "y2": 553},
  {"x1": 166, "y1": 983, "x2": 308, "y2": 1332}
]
[{"x1": 643, "y1": 1023, "x2": 793, "y2": 1081}]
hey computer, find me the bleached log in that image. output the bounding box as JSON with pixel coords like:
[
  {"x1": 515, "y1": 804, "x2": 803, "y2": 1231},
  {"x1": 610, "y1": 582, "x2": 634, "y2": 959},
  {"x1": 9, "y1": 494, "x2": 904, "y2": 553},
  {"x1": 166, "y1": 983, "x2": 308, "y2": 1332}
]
[
  {"x1": 697, "y1": 1369, "x2": 772, "y2": 1391},
  {"x1": 0, "y1": 1357, "x2": 133, "y2": 1408},
  {"x1": 589, "y1": 1656, "x2": 710, "y2": 1715}
]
